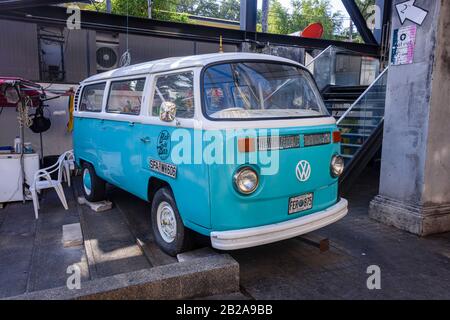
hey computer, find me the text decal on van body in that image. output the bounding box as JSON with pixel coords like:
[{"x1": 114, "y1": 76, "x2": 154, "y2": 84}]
[
  {"x1": 149, "y1": 159, "x2": 177, "y2": 178},
  {"x1": 157, "y1": 130, "x2": 171, "y2": 160}
]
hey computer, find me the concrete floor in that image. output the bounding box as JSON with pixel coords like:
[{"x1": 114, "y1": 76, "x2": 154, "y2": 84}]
[
  {"x1": 1, "y1": 165, "x2": 450, "y2": 299},
  {"x1": 0, "y1": 184, "x2": 89, "y2": 298},
  {"x1": 0, "y1": 180, "x2": 168, "y2": 298},
  {"x1": 232, "y1": 166, "x2": 450, "y2": 299}
]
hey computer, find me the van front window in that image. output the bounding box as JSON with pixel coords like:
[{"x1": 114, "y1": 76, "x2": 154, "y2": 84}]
[{"x1": 202, "y1": 62, "x2": 328, "y2": 120}]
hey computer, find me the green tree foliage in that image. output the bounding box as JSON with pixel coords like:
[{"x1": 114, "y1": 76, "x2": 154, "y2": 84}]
[
  {"x1": 85, "y1": 0, "x2": 369, "y2": 41},
  {"x1": 266, "y1": 0, "x2": 344, "y2": 39},
  {"x1": 290, "y1": 0, "x2": 343, "y2": 39},
  {"x1": 217, "y1": 0, "x2": 240, "y2": 21},
  {"x1": 86, "y1": 0, "x2": 189, "y2": 22},
  {"x1": 267, "y1": 0, "x2": 292, "y2": 35},
  {"x1": 355, "y1": 0, "x2": 376, "y2": 21},
  {"x1": 335, "y1": 0, "x2": 376, "y2": 43},
  {"x1": 177, "y1": 0, "x2": 239, "y2": 20}
]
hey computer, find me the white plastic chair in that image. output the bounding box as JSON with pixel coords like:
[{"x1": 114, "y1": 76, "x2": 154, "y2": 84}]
[
  {"x1": 63, "y1": 149, "x2": 75, "y2": 187},
  {"x1": 30, "y1": 151, "x2": 71, "y2": 219}
]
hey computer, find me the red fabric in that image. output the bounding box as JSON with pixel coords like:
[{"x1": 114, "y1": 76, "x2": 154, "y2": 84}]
[
  {"x1": 0, "y1": 77, "x2": 43, "y2": 108},
  {"x1": 301, "y1": 23, "x2": 324, "y2": 39}
]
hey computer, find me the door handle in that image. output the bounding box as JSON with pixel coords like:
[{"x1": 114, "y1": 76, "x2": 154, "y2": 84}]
[
  {"x1": 140, "y1": 137, "x2": 151, "y2": 143},
  {"x1": 128, "y1": 121, "x2": 135, "y2": 127}
]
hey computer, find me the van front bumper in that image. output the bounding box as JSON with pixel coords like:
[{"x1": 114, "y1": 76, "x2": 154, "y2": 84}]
[{"x1": 210, "y1": 198, "x2": 348, "y2": 250}]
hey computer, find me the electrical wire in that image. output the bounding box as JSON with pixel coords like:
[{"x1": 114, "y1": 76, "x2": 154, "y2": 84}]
[{"x1": 119, "y1": 0, "x2": 132, "y2": 67}]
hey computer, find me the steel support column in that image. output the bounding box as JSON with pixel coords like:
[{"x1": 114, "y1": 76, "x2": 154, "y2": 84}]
[
  {"x1": 374, "y1": 0, "x2": 392, "y2": 44},
  {"x1": 240, "y1": 0, "x2": 257, "y2": 32},
  {"x1": 341, "y1": 0, "x2": 378, "y2": 45}
]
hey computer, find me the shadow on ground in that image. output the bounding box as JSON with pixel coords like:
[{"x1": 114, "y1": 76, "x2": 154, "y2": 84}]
[{"x1": 1, "y1": 164, "x2": 449, "y2": 299}]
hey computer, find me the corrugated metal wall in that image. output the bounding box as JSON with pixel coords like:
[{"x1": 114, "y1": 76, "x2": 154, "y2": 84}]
[
  {"x1": 0, "y1": 20, "x2": 40, "y2": 81},
  {"x1": 0, "y1": 19, "x2": 238, "y2": 84},
  {"x1": 118, "y1": 34, "x2": 237, "y2": 65},
  {"x1": 64, "y1": 29, "x2": 97, "y2": 83}
]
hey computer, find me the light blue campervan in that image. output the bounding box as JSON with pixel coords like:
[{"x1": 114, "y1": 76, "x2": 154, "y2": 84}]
[{"x1": 73, "y1": 52, "x2": 348, "y2": 256}]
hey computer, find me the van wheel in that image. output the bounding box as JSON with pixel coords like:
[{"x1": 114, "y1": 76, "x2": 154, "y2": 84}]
[
  {"x1": 81, "y1": 163, "x2": 106, "y2": 202},
  {"x1": 151, "y1": 187, "x2": 193, "y2": 256}
]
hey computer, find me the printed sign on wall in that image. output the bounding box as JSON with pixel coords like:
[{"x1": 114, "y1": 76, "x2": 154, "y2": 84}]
[{"x1": 391, "y1": 25, "x2": 417, "y2": 66}]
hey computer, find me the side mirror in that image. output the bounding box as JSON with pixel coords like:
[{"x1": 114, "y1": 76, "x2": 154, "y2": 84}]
[{"x1": 159, "y1": 101, "x2": 177, "y2": 122}]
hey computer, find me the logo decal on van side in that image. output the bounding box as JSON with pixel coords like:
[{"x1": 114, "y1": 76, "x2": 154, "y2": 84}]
[
  {"x1": 157, "y1": 130, "x2": 171, "y2": 160},
  {"x1": 296, "y1": 160, "x2": 311, "y2": 182}
]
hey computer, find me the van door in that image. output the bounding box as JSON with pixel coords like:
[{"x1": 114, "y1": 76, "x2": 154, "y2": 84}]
[
  {"x1": 75, "y1": 82, "x2": 107, "y2": 171},
  {"x1": 98, "y1": 77, "x2": 148, "y2": 197},
  {"x1": 140, "y1": 70, "x2": 211, "y2": 231}
]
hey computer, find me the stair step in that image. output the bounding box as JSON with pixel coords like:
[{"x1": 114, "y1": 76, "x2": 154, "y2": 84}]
[
  {"x1": 339, "y1": 123, "x2": 378, "y2": 128},
  {"x1": 324, "y1": 99, "x2": 356, "y2": 104},
  {"x1": 341, "y1": 133, "x2": 371, "y2": 138},
  {"x1": 323, "y1": 94, "x2": 361, "y2": 100},
  {"x1": 336, "y1": 115, "x2": 383, "y2": 120},
  {"x1": 330, "y1": 107, "x2": 385, "y2": 112},
  {"x1": 323, "y1": 85, "x2": 368, "y2": 93},
  {"x1": 341, "y1": 143, "x2": 363, "y2": 148}
]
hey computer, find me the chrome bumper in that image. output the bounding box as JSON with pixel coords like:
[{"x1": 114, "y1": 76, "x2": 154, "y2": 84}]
[{"x1": 210, "y1": 198, "x2": 348, "y2": 250}]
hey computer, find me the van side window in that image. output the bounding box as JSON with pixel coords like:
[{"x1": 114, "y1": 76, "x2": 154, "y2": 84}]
[
  {"x1": 107, "y1": 78, "x2": 146, "y2": 115},
  {"x1": 152, "y1": 72, "x2": 194, "y2": 119},
  {"x1": 79, "y1": 83, "x2": 105, "y2": 112}
]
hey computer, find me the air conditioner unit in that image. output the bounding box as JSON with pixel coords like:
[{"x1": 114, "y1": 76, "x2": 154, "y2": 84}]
[{"x1": 96, "y1": 42, "x2": 119, "y2": 72}]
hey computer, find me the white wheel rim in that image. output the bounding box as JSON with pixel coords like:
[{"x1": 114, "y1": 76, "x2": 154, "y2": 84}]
[
  {"x1": 156, "y1": 201, "x2": 177, "y2": 243},
  {"x1": 82, "y1": 168, "x2": 92, "y2": 196}
]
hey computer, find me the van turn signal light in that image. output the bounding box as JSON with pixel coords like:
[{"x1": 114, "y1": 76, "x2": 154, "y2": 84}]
[
  {"x1": 332, "y1": 131, "x2": 341, "y2": 143},
  {"x1": 238, "y1": 138, "x2": 256, "y2": 153}
]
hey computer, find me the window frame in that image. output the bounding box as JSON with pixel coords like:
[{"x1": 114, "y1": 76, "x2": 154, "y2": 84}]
[
  {"x1": 105, "y1": 77, "x2": 147, "y2": 116},
  {"x1": 37, "y1": 26, "x2": 66, "y2": 83},
  {"x1": 149, "y1": 69, "x2": 196, "y2": 120},
  {"x1": 200, "y1": 59, "x2": 330, "y2": 122},
  {"x1": 78, "y1": 81, "x2": 107, "y2": 113}
]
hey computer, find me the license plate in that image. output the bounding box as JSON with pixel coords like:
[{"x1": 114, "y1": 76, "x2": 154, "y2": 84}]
[
  {"x1": 149, "y1": 159, "x2": 177, "y2": 178},
  {"x1": 288, "y1": 193, "x2": 313, "y2": 214}
]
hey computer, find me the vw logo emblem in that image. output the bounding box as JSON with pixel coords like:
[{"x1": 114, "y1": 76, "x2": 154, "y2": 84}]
[{"x1": 296, "y1": 160, "x2": 311, "y2": 182}]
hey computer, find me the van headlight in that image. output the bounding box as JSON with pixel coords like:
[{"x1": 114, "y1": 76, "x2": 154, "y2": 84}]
[
  {"x1": 331, "y1": 155, "x2": 345, "y2": 178},
  {"x1": 234, "y1": 167, "x2": 259, "y2": 194}
]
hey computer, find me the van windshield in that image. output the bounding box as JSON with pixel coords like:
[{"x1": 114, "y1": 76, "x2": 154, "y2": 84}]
[{"x1": 202, "y1": 61, "x2": 328, "y2": 120}]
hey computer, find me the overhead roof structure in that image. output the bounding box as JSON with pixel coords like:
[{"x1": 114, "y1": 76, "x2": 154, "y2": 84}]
[
  {"x1": 0, "y1": 0, "x2": 391, "y2": 48},
  {"x1": 0, "y1": 0, "x2": 85, "y2": 11},
  {"x1": 0, "y1": 5, "x2": 380, "y2": 56}
]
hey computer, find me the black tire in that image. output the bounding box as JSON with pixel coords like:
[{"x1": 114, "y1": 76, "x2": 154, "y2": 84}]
[
  {"x1": 81, "y1": 162, "x2": 106, "y2": 202},
  {"x1": 151, "y1": 187, "x2": 193, "y2": 256}
]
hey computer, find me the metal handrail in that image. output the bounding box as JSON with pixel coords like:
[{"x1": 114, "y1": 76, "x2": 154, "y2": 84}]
[
  {"x1": 305, "y1": 45, "x2": 334, "y2": 68},
  {"x1": 336, "y1": 66, "x2": 389, "y2": 125}
]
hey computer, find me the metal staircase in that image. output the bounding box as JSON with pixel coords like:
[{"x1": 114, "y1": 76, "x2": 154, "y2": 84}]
[
  {"x1": 335, "y1": 68, "x2": 389, "y2": 192},
  {"x1": 306, "y1": 46, "x2": 389, "y2": 192},
  {"x1": 322, "y1": 85, "x2": 369, "y2": 127}
]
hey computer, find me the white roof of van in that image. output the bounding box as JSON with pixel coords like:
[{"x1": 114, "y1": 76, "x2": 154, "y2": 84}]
[{"x1": 82, "y1": 52, "x2": 303, "y2": 84}]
